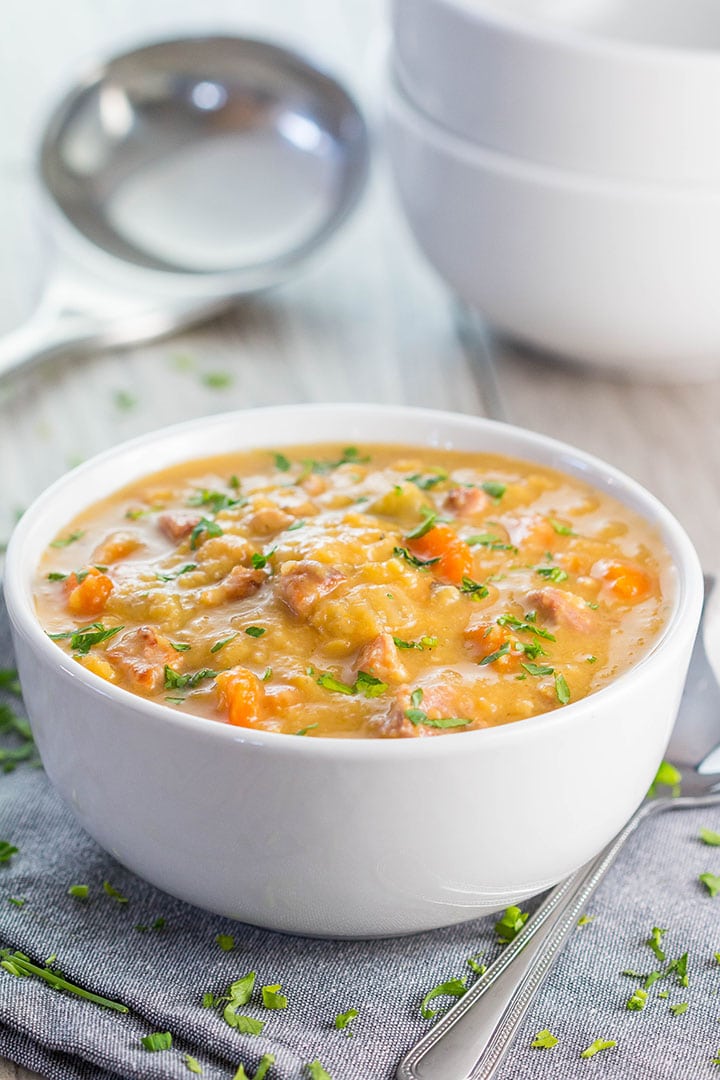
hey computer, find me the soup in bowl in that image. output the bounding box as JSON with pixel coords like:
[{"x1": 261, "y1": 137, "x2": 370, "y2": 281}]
[{"x1": 4, "y1": 406, "x2": 702, "y2": 937}]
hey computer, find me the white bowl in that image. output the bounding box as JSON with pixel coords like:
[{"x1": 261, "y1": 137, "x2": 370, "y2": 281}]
[
  {"x1": 385, "y1": 71, "x2": 720, "y2": 381},
  {"x1": 4, "y1": 404, "x2": 702, "y2": 938},
  {"x1": 392, "y1": 0, "x2": 720, "y2": 183}
]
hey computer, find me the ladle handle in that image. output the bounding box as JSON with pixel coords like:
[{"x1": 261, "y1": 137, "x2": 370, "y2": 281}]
[{"x1": 0, "y1": 305, "x2": 100, "y2": 380}]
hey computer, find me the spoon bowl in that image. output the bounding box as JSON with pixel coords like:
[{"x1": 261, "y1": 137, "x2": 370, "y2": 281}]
[{"x1": 0, "y1": 36, "x2": 368, "y2": 379}]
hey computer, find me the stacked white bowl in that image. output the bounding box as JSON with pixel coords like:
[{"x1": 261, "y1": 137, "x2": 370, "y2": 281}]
[{"x1": 386, "y1": 0, "x2": 720, "y2": 380}]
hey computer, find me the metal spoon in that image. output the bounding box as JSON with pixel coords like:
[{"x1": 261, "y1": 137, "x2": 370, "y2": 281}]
[{"x1": 0, "y1": 35, "x2": 368, "y2": 380}]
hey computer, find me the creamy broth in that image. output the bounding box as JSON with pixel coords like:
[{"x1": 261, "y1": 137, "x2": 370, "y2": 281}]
[{"x1": 35, "y1": 443, "x2": 672, "y2": 738}]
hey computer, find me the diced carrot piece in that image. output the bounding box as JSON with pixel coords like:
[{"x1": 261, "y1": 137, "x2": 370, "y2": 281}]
[
  {"x1": 464, "y1": 624, "x2": 520, "y2": 670},
  {"x1": 507, "y1": 514, "x2": 558, "y2": 552},
  {"x1": 216, "y1": 668, "x2": 265, "y2": 728},
  {"x1": 592, "y1": 559, "x2": 653, "y2": 603},
  {"x1": 66, "y1": 568, "x2": 113, "y2": 616},
  {"x1": 80, "y1": 656, "x2": 117, "y2": 682},
  {"x1": 408, "y1": 525, "x2": 474, "y2": 586}
]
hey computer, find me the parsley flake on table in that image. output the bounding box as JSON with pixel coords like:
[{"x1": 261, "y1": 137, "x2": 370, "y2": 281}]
[
  {"x1": 0, "y1": 842, "x2": 18, "y2": 864},
  {"x1": 577, "y1": 914, "x2": 596, "y2": 927},
  {"x1": 0, "y1": 950, "x2": 128, "y2": 1011},
  {"x1": 7, "y1": 898, "x2": 25, "y2": 908},
  {"x1": 262, "y1": 982, "x2": 288, "y2": 1010},
  {"x1": 669, "y1": 1002, "x2": 688, "y2": 1016},
  {"x1": 68, "y1": 884, "x2": 89, "y2": 899},
  {"x1": 304, "y1": 1063, "x2": 332, "y2": 1080},
  {"x1": 701, "y1": 873, "x2": 720, "y2": 898},
  {"x1": 103, "y1": 881, "x2": 128, "y2": 904},
  {"x1": 627, "y1": 988, "x2": 648, "y2": 1011},
  {"x1": 648, "y1": 760, "x2": 682, "y2": 798},
  {"x1": 334, "y1": 1007, "x2": 359, "y2": 1035},
  {"x1": 233, "y1": 1055, "x2": 276, "y2": 1080},
  {"x1": 646, "y1": 926, "x2": 667, "y2": 962},
  {"x1": 141, "y1": 1032, "x2": 172, "y2": 1051},
  {"x1": 420, "y1": 977, "x2": 467, "y2": 1020},
  {"x1": 216, "y1": 934, "x2": 235, "y2": 952},
  {"x1": 0, "y1": 670, "x2": 21, "y2": 695},
  {"x1": 232, "y1": 1016, "x2": 265, "y2": 1035},
  {"x1": 531, "y1": 1029, "x2": 558, "y2": 1049},
  {"x1": 580, "y1": 1039, "x2": 616, "y2": 1059},
  {"x1": 201, "y1": 371, "x2": 233, "y2": 390},
  {"x1": 184, "y1": 1054, "x2": 203, "y2": 1074},
  {"x1": 113, "y1": 390, "x2": 137, "y2": 411},
  {"x1": 495, "y1": 905, "x2": 529, "y2": 944},
  {"x1": 466, "y1": 953, "x2": 486, "y2": 975},
  {"x1": 700, "y1": 828, "x2": 720, "y2": 846}
]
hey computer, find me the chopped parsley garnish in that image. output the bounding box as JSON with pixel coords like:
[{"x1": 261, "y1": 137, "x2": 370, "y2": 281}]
[
  {"x1": 187, "y1": 490, "x2": 246, "y2": 514},
  {"x1": 184, "y1": 1055, "x2": 203, "y2": 1074},
  {"x1": 627, "y1": 988, "x2": 648, "y2": 1011},
  {"x1": 549, "y1": 519, "x2": 575, "y2": 536},
  {"x1": 155, "y1": 563, "x2": 197, "y2": 582},
  {"x1": 48, "y1": 623, "x2": 124, "y2": 655},
  {"x1": 405, "y1": 508, "x2": 438, "y2": 541},
  {"x1": 211, "y1": 634, "x2": 238, "y2": 653},
  {"x1": 587, "y1": 655, "x2": 597, "y2": 663},
  {"x1": 317, "y1": 673, "x2": 355, "y2": 695},
  {"x1": 216, "y1": 934, "x2": 235, "y2": 952},
  {"x1": 126, "y1": 505, "x2": 164, "y2": 520},
  {"x1": 495, "y1": 905, "x2": 529, "y2": 944},
  {"x1": 262, "y1": 983, "x2": 288, "y2": 1010},
  {"x1": 522, "y1": 662, "x2": 554, "y2": 677},
  {"x1": 273, "y1": 452, "x2": 291, "y2": 471},
  {"x1": 47, "y1": 571, "x2": 68, "y2": 582},
  {"x1": 497, "y1": 614, "x2": 556, "y2": 642},
  {"x1": 261, "y1": 667, "x2": 272, "y2": 681},
  {"x1": 670, "y1": 1002, "x2": 688, "y2": 1016},
  {"x1": 531, "y1": 1029, "x2": 558, "y2": 1049},
  {"x1": 536, "y1": 566, "x2": 569, "y2": 583},
  {"x1": 245, "y1": 627, "x2": 266, "y2": 639},
  {"x1": 294, "y1": 724, "x2": 319, "y2": 737},
  {"x1": 406, "y1": 471, "x2": 447, "y2": 490},
  {"x1": 354, "y1": 671, "x2": 388, "y2": 698},
  {"x1": 700, "y1": 873, "x2": 720, "y2": 898},
  {"x1": 459, "y1": 577, "x2": 489, "y2": 601},
  {"x1": 646, "y1": 926, "x2": 667, "y2": 962},
  {"x1": 393, "y1": 635, "x2": 437, "y2": 651},
  {"x1": 0, "y1": 842, "x2": 18, "y2": 864},
  {"x1": 554, "y1": 673, "x2": 571, "y2": 705},
  {"x1": 420, "y1": 977, "x2": 467, "y2": 1019},
  {"x1": 466, "y1": 534, "x2": 518, "y2": 553},
  {"x1": 170, "y1": 642, "x2": 191, "y2": 652},
  {"x1": 287, "y1": 519, "x2": 306, "y2": 531},
  {"x1": 479, "y1": 642, "x2": 511, "y2": 666},
  {"x1": 580, "y1": 1039, "x2": 616, "y2": 1059},
  {"x1": 68, "y1": 884, "x2": 89, "y2": 900},
  {"x1": 302, "y1": 446, "x2": 370, "y2": 474},
  {"x1": 0, "y1": 949, "x2": 128, "y2": 1011},
  {"x1": 251, "y1": 549, "x2": 276, "y2": 570},
  {"x1": 189, "y1": 518, "x2": 224, "y2": 550},
  {"x1": 103, "y1": 881, "x2": 128, "y2": 904},
  {"x1": 142, "y1": 1032, "x2": 172, "y2": 1051},
  {"x1": 393, "y1": 546, "x2": 440, "y2": 569},
  {"x1": 335, "y1": 1008, "x2": 359, "y2": 1035},
  {"x1": 481, "y1": 481, "x2": 506, "y2": 499},
  {"x1": 700, "y1": 828, "x2": 720, "y2": 846},
  {"x1": 164, "y1": 667, "x2": 216, "y2": 691},
  {"x1": 49, "y1": 530, "x2": 84, "y2": 548},
  {"x1": 404, "y1": 690, "x2": 473, "y2": 731}
]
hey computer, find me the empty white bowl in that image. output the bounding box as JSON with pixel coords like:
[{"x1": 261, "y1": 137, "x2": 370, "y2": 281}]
[
  {"x1": 393, "y1": 0, "x2": 720, "y2": 182},
  {"x1": 385, "y1": 70, "x2": 720, "y2": 380},
  {"x1": 4, "y1": 404, "x2": 702, "y2": 937}
]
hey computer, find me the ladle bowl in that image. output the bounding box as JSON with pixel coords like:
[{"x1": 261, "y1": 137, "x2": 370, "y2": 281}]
[{"x1": 0, "y1": 35, "x2": 368, "y2": 380}]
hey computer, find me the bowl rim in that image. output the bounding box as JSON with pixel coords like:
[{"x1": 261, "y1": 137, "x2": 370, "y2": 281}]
[
  {"x1": 429, "y1": 0, "x2": 720, "y2": 67},
  {"x1": 386, "y1": 64, "x2": 720, "y2": 200},
  {"x1": 4, "y1": 402, "x2": 703, "y2": 759}
]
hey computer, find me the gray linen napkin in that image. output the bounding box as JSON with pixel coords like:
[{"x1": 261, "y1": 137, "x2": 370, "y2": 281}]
[{"x1": 2, "y1": 598, "x2": 720, "y2": 1080}]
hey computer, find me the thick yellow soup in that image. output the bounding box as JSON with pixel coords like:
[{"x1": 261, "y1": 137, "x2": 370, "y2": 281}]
[{"x1": 35, "y1": 444, "x2": 671, "y2": 738}]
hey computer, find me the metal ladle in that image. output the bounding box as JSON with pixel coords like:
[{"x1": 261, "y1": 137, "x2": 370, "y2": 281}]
[{"x1": 0, "y1": 35, "x2": 369, "y2": 380}]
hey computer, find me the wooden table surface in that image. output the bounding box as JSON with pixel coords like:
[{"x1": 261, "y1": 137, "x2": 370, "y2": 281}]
[{"x1": 2, "y1": 1, "x2": 720, "y2": 1077}]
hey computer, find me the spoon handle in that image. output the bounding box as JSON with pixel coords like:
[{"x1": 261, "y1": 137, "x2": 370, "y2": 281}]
[
  {"x1": 395, "y1": 798, "x2": 662, "y2": 1080},
  {"x1": 0, "y1": 305, "x2": 94, "y2": 380}
]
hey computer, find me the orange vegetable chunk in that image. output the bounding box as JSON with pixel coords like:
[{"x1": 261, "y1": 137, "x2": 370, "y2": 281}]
[
  {"x1": 408, "y1": 524, "x2": 474, "y2": 586},
  {"x1": 66, "y1": 568, "x2": 113, "y2": 616},
  {"x1": 592, "y1": 559, "x2": 653, "y2": 603},
  {"x1": 216, "y1": 668, "x2": 265, "y2": 728}
]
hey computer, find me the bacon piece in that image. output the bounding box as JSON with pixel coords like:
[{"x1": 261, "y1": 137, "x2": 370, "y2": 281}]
[
  {"x1": 277, "y1": 560, "x2": 345, "y2": 618},
  {"x1": 527, "y1": 587, "x2": 596, "y2": 633},
  {"x1": 200, "y1": 565, "x2": 266, "y2": 606},
  {"x1": 158, "y1": 511, "x2": 202, "y2": 543},
  {"x1": 355, "y1": 632, "x2": 407, "y2": 684},
  {"x1": 443, "y1": 486, "x2": 489, "y2": 517},
  {"x1": 247, "y1": 506, "x2": 294, "y2": 536},
  {"x1": 106, "y1": 626, "x2": 178, "y2": 692}
]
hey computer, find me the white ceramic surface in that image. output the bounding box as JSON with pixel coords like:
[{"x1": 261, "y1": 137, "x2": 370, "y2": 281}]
[
  {"x1": 4, "y1": 404, "x2": 703, "y2": 938},
  {"x1": 385, "y1": 73, "x2": 720, "y2": 382},
  {"x1": 392, "y1": 0, "x2": 720, "y2": 183}
]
